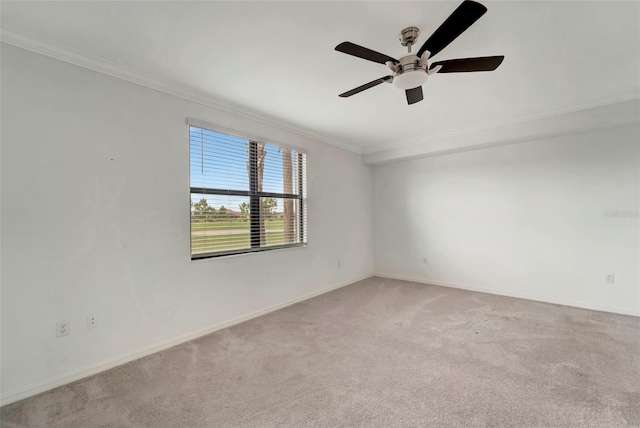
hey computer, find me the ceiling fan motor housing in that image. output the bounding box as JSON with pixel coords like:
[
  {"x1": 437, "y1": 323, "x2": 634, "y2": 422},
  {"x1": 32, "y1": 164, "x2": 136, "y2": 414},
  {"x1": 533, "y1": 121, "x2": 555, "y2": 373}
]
[{"x1": 392, "y1": 54, "x2": 428, "y2": 90}]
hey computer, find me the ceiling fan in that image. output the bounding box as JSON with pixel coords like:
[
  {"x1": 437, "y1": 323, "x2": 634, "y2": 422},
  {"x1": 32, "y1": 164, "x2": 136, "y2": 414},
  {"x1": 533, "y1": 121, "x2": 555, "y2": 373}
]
[{"x1": 335, "y1": 0, "x2": 504, "y2": 105}]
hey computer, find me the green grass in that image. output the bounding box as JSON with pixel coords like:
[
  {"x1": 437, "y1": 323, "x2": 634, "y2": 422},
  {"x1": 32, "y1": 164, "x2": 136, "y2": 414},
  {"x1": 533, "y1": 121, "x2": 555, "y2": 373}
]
[
  {"x1": 191, "y1": 232, "x2": 287, "y2": 254},
  {"x1": 190, "y1": 219, "x2": 291, "y2": 254},
  {"x1": 190, "y1": 219, "x2": 283, "y2": 232}
]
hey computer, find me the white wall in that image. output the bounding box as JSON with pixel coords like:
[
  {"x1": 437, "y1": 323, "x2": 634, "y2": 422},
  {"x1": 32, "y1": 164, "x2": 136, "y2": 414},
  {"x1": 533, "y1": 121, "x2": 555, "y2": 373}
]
[
  {"x1": 0, "y1": 45, "x2": 373, "y2": 403},
  {"x1": 374, "y1": 124, "x2": 640, "y2": 316}
]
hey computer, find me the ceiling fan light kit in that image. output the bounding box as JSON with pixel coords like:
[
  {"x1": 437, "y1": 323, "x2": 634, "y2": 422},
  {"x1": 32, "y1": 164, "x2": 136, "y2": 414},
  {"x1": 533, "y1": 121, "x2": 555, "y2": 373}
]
[
  {"x1": 335, "y1": 0, "x2": 505, "y2": 105},
  {"x1": 392, "y1": 51, "x2": 429, "y2": 90}
]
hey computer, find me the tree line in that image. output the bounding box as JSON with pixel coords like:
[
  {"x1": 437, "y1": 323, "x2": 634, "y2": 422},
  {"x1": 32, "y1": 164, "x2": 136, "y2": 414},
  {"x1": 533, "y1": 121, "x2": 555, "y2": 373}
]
[{"x1": 191, "y1": 197, "x2": 278, "y2": 222}]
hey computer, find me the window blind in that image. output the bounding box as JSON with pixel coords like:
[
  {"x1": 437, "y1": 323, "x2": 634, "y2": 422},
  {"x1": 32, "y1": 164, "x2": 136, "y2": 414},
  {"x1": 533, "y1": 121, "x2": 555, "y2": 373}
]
[{"x1": 190, "y1": 125, "x2": 307, "y2": 259}]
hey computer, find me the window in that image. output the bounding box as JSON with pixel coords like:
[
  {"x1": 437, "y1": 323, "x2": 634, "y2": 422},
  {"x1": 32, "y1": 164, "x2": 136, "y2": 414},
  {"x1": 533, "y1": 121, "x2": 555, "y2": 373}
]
[{"x1": 189, "y1": 121, "x2": 307, "y2": 259}]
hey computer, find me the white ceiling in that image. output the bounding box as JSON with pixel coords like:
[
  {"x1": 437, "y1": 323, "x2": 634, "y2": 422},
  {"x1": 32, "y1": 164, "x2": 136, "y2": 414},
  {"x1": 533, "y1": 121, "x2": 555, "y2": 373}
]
[{"x1": 2, "y1": 1, "x2": 639, "y2": 153}]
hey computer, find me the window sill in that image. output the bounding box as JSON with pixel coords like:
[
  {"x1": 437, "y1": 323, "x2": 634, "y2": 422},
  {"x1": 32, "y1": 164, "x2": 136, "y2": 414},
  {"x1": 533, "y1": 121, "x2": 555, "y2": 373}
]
[{"x1": 190, "y1": 243, "x2": 307, "y2": 263}]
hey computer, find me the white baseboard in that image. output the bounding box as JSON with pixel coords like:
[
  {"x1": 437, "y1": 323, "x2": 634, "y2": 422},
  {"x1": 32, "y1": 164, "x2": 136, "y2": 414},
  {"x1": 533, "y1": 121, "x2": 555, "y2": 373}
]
[
  {"x1": 374, "y1": 273, "x2": 640, "y2": 318},
  {"x1": 0, "y1": 274, "x2": 373, "y2": 407}
]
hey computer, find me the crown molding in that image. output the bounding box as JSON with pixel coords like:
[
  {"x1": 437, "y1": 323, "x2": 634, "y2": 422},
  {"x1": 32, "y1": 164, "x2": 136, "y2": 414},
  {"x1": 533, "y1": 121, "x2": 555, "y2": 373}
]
[
  {"x1": 0, "y1": 28, "x2": 363, "y2": 154},
  {"x1": 363, "y1": 91, "x2": 640, "y2": 155}
]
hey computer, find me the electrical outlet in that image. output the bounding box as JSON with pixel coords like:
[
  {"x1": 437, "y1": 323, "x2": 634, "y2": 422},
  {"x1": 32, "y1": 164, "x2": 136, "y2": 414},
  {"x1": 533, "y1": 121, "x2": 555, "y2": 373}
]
[
  {"x1": 87, "y1": 314, "x2": 98, "y2": 329},
  {"x1": 605, "y1": 274, "x2": 615, "y2": 284},
  {"x1": 56, "y1": 320, "x2": 70, "y2": 338}
]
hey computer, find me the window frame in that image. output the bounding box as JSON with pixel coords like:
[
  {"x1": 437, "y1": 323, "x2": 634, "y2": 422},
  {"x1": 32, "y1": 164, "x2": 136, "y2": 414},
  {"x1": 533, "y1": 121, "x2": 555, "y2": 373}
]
[{"x1": 187, "y1": 118, "x2": 307, "y2": 260}]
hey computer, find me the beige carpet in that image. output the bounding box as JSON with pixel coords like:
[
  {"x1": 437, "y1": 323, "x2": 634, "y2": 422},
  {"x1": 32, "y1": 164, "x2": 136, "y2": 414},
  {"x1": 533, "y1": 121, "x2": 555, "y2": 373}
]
[{"x1": 2, "y1": 277, "x2": 640, "y2": 427}]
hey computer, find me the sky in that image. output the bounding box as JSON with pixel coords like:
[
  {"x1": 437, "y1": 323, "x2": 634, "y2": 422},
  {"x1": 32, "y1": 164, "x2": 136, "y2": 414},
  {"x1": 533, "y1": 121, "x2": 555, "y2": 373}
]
[{"x1": 189, "y1": 126, "x2": 298, "y2": 211}]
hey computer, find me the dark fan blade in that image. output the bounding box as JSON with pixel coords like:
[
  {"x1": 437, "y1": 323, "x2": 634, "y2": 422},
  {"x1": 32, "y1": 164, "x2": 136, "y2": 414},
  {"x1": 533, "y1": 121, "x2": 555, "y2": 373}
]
[
  {"x1": 405, "y1": 86, "x2": 424, "y2": 105},
  {"x1": 417, "y1": 1, "x2": 487, "y2": 59},
  {"x1": 430, "y1": 56, "x2": 504, "y2": 73},
  {"x1": 339, "y1": 76, "x2": 392, "y2": 97},
  {"x1": 335, "y1": 42, "x2": 398, "y2": 65}
]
